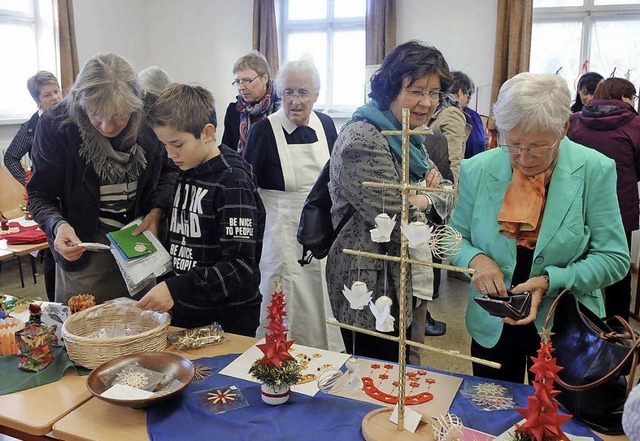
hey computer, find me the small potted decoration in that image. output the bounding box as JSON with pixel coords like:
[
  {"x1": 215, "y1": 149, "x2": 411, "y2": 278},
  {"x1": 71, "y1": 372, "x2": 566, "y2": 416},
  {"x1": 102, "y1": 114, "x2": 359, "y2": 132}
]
[
  {"x1": 248, "y1": 281, "x2": 301, "y2": 405},
  {"x1": 511, "y1": 327, "x2": 571, "y2": 441}
]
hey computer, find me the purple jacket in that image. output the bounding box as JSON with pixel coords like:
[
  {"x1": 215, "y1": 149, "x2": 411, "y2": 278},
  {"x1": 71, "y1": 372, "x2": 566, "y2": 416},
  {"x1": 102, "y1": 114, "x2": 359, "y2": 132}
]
[{"x1": 569, "y1": 99, "x2": 640, "y2": 232}]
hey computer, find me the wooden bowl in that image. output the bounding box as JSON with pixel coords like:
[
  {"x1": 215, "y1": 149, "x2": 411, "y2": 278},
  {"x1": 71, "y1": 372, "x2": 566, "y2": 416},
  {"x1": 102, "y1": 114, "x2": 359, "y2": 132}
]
[{"x1": 86, "y1": 352, "x2": 194, "y2": 408}]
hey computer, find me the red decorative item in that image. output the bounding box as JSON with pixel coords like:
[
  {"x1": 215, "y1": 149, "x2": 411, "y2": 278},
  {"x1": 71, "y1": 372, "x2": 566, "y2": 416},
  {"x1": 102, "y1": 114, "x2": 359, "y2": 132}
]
[
  {"x1": 256, "y1": 281, "x2": 296, "y2": 368},
  {"x1": 515, "y1": 328, "x2": 572, "y2": 441}
]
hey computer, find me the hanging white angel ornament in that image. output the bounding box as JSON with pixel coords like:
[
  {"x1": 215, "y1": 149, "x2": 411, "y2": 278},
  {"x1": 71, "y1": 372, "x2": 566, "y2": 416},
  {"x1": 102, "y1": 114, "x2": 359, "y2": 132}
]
[
  {"x1": 342, "y1": 281, "x2": 372, "y2": 310},
  {"x1": 370, "y1": 213, "x2": 396, "y2": 243},
  {"x1": 401, "y1": 220, "x2": 433, "y2": 248},
  {"x1": 369, "y1": 295, "x2": 395, "y2": 332}
]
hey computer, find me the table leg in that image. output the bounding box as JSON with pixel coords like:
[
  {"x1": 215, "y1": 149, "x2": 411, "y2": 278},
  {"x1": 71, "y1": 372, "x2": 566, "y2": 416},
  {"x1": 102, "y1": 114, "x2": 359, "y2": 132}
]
[
  {"x1": 16, "y1": 256, "x2": 25, "y2": 288},
  {"x1": 30, "y1": 254, "x2": 37, "y2": 284}
]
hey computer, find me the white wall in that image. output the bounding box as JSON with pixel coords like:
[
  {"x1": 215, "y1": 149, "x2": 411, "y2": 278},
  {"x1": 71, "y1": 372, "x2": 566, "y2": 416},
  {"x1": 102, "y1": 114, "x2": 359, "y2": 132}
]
[
  {"x1": 0, "y1": 1, "x2": 497, "y2": 151},
  {"x1": 397, "y1": 0, "x2": 497, "y2": 116}
]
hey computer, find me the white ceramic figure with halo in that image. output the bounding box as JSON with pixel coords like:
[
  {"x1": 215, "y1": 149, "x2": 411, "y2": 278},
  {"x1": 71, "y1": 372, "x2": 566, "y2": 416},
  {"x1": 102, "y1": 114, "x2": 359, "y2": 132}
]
[
  {"x1": 369, "y1": 296, "x2": 395, "y2": 332},
  {"x1": 370, "y1": 213, "x2": 396, "y2": 243},
  {"x1": 401, "y1": 220, "x2": 433, "y2": 248},
  {"x1": 342, "y1": 281, "x2": 373, "y2": 310}
]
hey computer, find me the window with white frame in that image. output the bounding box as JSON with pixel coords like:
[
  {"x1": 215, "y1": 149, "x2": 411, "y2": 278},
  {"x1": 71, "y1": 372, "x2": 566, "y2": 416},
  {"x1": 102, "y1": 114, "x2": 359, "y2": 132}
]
[
  {"x1": 530, "y1": 0, "x2": 640, "y2": 100},
  {"x1": 0, "y1": 0, "x2": 58, "y2": 122},
  {"x1": 279, "y1": 0, "x2": 366, "y2": 114}
]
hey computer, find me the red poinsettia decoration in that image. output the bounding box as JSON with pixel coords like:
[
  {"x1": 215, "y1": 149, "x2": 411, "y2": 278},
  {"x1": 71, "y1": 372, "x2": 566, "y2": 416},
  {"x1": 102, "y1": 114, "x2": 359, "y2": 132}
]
[
  {"x1": 515, "y1": 327, "x2": 571, "y2": 441},
  {"x1": 256, "y1": 280, "x2": 296, "y2": 368}
]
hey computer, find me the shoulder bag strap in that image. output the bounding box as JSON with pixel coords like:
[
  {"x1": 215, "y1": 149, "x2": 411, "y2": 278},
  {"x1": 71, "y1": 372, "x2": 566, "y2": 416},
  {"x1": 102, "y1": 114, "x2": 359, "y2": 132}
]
[{"x1": 543, "y1": 289, "x2": 640, "y2": 393}]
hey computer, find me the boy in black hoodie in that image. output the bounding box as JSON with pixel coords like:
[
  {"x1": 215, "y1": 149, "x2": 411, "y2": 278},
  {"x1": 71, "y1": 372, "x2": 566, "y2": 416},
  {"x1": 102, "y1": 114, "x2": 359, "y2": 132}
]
[{"x1": 138, "y1": 84, "x2": 265, "y2": 336}]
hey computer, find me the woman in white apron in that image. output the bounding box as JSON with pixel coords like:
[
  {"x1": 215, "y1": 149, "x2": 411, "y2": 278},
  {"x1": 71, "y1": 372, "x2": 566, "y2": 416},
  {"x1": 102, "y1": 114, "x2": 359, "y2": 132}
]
[{"x1": 243, "y1": 58, "x2": 345, "y2": 352}]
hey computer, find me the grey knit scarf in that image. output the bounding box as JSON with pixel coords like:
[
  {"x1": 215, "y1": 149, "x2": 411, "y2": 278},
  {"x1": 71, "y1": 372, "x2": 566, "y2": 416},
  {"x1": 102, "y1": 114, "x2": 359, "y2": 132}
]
[{"x1": 77, "y1": 112, "x2": 147, "y2": 183}]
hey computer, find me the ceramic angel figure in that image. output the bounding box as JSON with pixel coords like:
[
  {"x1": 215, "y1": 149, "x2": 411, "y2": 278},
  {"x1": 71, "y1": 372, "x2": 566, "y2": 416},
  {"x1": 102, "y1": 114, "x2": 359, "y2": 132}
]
[
  {"x1": 401, "y1": 220, "x2": 433, "y2": 248},
  {"x1": 369, "y1": 296, "x2": 394, "y2": 332},
  {"x1": 370, "y1": 213, "x2": 396, "y2": 243},
  {"x1": 344, "y1": 357, "x2": 363, "y2": 390},
  {"x1": 342, "y1": 281, "x2": 373, "y2": 310}
]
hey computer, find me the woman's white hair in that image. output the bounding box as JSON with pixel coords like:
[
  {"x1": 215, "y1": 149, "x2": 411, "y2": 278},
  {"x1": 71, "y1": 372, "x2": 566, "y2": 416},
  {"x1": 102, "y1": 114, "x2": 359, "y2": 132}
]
[
  {"x1": 138, "y1": 66, "x2": 173, "y2": 96},
  {"x1": 493, "y1": 72, "x2": 571, "y2": 138},
  {"x1": 276, "y1": 55, "x2": 321, "y2": 93}
]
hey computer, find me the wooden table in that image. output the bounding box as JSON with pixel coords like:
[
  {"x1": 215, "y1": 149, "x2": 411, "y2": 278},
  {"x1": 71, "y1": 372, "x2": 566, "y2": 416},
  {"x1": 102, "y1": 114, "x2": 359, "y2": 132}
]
[
  {"x1": 52, "y1": 333, "x2": 258, "y2": 441},
  {"x1": 4, "y1": 242, "x2": 49, "y2": 287},
  {"x1": 0, "y1": 369, "x2": 90, "y2": 440}
]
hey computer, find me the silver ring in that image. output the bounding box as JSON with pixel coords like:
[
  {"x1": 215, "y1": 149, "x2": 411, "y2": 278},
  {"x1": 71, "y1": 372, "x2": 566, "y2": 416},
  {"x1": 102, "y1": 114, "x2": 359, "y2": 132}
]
[{"x1": 480, "y1": 286, "x2": 487, "y2": 292}]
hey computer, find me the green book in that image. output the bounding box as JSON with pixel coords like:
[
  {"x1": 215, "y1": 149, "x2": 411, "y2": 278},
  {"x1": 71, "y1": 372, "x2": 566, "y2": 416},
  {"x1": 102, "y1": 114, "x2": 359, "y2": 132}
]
[{"x1": 107, "y1": 224, "x2": 157, "y2": 260}]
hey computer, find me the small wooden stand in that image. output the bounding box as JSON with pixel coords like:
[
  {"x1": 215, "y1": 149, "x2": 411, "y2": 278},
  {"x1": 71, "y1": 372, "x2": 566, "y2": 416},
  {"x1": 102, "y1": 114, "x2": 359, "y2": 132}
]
[{"x1": 362, "y1": 408, "x2": 434, "y2": 441}]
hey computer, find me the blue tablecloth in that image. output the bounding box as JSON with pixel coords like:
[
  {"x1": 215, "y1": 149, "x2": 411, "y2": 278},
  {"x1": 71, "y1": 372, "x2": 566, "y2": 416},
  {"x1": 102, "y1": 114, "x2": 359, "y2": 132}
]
[{"x1": 146, "y1": 354, "x2": 602, "y2": 441}]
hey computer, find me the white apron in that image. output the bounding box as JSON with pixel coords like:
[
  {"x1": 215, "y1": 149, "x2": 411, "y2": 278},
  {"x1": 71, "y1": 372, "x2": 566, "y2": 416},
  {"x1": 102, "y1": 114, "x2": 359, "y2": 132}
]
[{"x1": 256, "y1": 110, "x2": 345, "y2": 352}]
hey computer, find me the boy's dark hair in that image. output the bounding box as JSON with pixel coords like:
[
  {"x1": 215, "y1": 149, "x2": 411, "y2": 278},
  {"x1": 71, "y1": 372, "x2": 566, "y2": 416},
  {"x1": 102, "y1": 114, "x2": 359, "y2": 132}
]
[
  {"x1": 369, "y1": 40, "x2": 451, "y2": 109},
  {"x1": 147, "y1": 83, "x2": 217, "y2": 138}
]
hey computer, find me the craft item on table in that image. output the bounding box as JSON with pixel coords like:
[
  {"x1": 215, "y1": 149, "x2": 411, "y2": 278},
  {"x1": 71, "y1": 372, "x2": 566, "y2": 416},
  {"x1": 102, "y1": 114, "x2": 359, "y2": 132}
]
[
  {"x1": 15, "y1": 322, "x2": 56, "y2": 372},
  {"x1": 86, "y1": 323, "x2": 145, "y2": 339},
  {"x1": 327, "y1": 358, "x2": 462, "y2": 419},
  {"x1": 76, "y1": 242, "x2": 111, "y2": 251},
  {"x1": 4, "y1": 296, "x2": 32, "y2": 314},
  {"x1": 460, "y1": 380, "x2": 516, "y2": 411},
  {"x1": 41, "y1": 305, "x2": 70, "y2": 345},
  {"x1": 512, "y1": 327, "x2": 571, "y2": 441},
  {"x1": 1, "y1": 222, "x2": 46, "y2": 244},
  {"x1": 26, "y1": 303, "x2": 42, "y2": 326},
  {"x1": 248, "y1": 281, "x2": 301, "y2": 404},
  {"x1": 220, "y1": 340, "x2": 351, "y2": 397},
  {"x1": 194, "y1": 385, "x2": 249, "y2": 414},
  {"x1": 316, "y1": 366, "x2": 343, "y2": 394},
  {"x1": 429, "y1": 224, "x2": 463, "y2": 260},
  {"x1": 68, "y1": 294, "x2": 96, "y2": 314},
  {"x1": 0, "y1": 317, "x2": 25, "y2": 355},
  {"x1": 369, "y1": 296, "x2": 395, "y2": 332},
  {"x1": 109, "y1": 362, "x2": 166, "y2": 392},
  {"x1": 342, "y1": 281, "x2": 373, "y2": 310},
  {"x1": 432, "y1": 413, "x2": 464, "y2": 441},
  {"x1": 192, "y1": 362, "x2": 214, "y2": 382},
  {"x1": 401, "y1": 220, "x2": 433, "y2": 248},
  {"x1": 370, "y1": 213, "x2": 396, "y2": 243},
  {"x1": 167, "y1": 323, "x2": 225, "y2": 350},
  {"x1": 345, "y1": 357, "x2": 363, "y2": 390},
  {"x1": 100, "y1": 383, "x2": 156, "y2": 400}
]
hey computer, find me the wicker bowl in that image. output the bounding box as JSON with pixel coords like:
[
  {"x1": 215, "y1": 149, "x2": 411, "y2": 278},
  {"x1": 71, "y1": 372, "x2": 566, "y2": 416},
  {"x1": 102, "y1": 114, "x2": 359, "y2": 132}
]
[{"x1": 62, "y1": 301, "x2": 171, "y2": 369}]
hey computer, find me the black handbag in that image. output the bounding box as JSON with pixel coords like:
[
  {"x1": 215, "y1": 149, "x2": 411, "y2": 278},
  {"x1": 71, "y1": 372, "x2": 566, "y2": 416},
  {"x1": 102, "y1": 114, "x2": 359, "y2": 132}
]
[
  {"x1": 296, "y1": 161, "x2": 355, "y2": 266},
  {"x1": 544, "y1": 289, "x2": 640, "y2": 435}
]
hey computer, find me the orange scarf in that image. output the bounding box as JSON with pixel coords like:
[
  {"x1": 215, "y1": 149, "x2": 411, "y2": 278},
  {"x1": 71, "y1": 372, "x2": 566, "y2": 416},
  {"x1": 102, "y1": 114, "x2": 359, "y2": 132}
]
[{"x1": 497, "y1": 167, "x2": 553, "y2": 250}]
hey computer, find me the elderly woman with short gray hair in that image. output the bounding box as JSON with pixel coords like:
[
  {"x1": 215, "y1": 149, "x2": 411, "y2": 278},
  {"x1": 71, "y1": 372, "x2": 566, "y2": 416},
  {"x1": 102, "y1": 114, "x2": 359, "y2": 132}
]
[
  {"x1": 243, "y1": 57, "x2": 344, "y2": 352},
  {"x1": 448, "y1": 72, "x2": 629, "y2": 383},
  {"x1": 28, "y1": 53, "x2": 177, "y2": 304}
]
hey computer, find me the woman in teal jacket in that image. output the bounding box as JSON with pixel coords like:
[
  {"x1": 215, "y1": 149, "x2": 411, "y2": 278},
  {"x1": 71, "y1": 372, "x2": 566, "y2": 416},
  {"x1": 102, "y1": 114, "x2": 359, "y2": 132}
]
[{"x1": 448, "y1": 72, "x2": 629, "y2": 383}]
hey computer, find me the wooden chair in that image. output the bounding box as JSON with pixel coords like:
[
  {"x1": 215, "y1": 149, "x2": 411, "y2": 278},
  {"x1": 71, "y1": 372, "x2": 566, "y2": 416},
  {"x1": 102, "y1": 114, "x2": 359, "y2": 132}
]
[{"x1": 0, "y1": 166, "x2": 26, "y2": 219}]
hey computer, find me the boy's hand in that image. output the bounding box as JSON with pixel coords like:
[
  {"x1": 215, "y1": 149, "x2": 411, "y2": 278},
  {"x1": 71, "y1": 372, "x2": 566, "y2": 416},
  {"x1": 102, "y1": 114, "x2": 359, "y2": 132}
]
[
  {"x1": 132, "y1": 208, "x2": 162, "y2": 236},
  {"x1": 137, "y1": 282, "x2": 174, "y2": 313}
]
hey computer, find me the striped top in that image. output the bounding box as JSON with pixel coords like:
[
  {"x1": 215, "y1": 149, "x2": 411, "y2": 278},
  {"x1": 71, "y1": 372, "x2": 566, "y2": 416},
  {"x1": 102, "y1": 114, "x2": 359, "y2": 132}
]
[{"x1": 99, "y1": 181, "x2": 138, "y2": 229}]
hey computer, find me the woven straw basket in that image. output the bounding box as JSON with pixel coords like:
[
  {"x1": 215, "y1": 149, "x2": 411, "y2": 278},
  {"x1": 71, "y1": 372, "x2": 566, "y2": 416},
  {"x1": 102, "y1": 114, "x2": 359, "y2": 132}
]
[{"x1": 62, "y1": 302, "x2": 171, "y2": 369}]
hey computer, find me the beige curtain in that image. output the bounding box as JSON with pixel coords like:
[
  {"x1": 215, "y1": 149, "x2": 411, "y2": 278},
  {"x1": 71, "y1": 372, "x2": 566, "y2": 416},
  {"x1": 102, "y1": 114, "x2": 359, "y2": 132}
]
[
  {"x1": 365, "y1": 0, "x2": 396, "y2": 65},
  {"x1": 488, "y1": 0, "x2": 533, "y2": 133},
  {"x1": 253, "y1": 0, "x2": 279, "y2": 75},
  {"x1": 57, "y1": 0, "x2": 79, "y2": 93}
]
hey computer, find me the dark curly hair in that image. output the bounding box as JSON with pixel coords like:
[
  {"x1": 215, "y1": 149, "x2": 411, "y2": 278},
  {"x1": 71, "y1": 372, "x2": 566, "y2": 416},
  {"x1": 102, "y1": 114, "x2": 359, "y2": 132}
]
[{"x1": 369, "y1": 40, "x2": 452, "y2": 109}]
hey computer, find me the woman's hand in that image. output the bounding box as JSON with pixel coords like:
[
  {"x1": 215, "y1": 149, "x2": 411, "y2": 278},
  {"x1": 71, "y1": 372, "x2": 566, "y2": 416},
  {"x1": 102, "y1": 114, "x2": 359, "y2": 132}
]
[
  {"x1": 136, "y1": 282, "x2": 174, "y2": 313},
  {"x1": 408, "y1": 194, "x2": 430, "y2": 211},
  {"x1": 54, "y1": 223, "x2": 85, "y2": 261},
  {"x1": 502, "y1": 275, "x2": 549, "y2": 326},
  {"x1": 425, "y1": 168, "x2": 441, "y2": 188},
  {"x1": 469, "y1": 254, "x2": 507, "y2": 296},
  {"x1": 132, "y1": 208, "x2": 162, "y2": 237}
]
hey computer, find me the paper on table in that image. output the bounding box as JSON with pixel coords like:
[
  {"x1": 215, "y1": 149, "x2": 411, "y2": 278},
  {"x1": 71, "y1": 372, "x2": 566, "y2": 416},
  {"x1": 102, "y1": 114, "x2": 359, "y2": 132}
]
[
  {"x1": 390, "y1": 404, "x2": 423, "y2": 433},
  {"x1": 101, "y1": 383, "x2": 156, "y2": 400},
  {"x1": 219, "y1": 340, "x2": 351, "y2": 396}
]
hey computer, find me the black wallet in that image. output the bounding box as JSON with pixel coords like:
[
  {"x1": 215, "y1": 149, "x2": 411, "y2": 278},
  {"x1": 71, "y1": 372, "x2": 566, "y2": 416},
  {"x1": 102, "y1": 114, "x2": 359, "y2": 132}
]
[{"x1": 473, "y1": 292, "x2": 532, "y2": 320}]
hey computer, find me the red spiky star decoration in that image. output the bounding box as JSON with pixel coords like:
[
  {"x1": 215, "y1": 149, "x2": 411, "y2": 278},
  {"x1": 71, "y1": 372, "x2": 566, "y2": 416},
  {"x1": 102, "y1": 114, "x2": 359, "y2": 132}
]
[
  {"x1": 515, "y1": 327, "x2": 571, "y2": 441},
  {"x1": 256, "y1": 280, "x2": 296, "y2": 368}
]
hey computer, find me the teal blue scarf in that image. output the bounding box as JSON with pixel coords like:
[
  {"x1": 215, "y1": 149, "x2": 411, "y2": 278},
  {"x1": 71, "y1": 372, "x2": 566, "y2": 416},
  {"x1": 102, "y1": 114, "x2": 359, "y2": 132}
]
[{"x1": 349, "y1": 100, "x2": 430, "y2": 182}]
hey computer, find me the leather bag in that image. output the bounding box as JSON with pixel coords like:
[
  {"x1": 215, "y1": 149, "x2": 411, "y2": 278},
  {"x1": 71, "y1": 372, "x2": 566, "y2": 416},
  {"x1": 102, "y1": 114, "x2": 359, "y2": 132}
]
[{"x1": 544, "y1": 289, "x2": 640, "y2": 435}]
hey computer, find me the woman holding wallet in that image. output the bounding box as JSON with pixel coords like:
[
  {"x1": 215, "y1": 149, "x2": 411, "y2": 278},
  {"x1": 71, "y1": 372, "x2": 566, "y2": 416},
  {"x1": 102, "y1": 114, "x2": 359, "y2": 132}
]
[{"x1": 448, "y1": 72, "x2": 629, "y2": 383}]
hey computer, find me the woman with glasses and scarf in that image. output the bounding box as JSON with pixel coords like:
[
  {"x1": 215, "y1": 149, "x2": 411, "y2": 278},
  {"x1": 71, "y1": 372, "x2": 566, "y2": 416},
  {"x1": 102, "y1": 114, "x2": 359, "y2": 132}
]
[
  {"x1": 567, "y1": 77, "x2": 640, "y2": 322},
  {"x1": 243, "y1": 57, "x2": 344, "y2": 352},
  {"x1": 221, "y1": 51, "x2": 280, "y2": 154},
  {"x1": 326, "y1": 41, "x2": 454, "y2": 363},
  {"x1": 27, "y1": 53, "x2": 178, "y2": 304},
  {"x1": 448, "y1": 72, "x2": 629, "y2": 382}
]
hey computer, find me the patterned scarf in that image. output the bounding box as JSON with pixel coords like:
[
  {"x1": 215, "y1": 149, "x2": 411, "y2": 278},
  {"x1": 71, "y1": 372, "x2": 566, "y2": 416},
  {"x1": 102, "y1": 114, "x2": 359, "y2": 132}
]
[
  {"x1": 236, "y1": 81, "x2": 279, "y2": 153},
  {"x1": 76, "y1": 112, "x2": 147, "y2": 183},
  {"x1": 349, "y1": 100, "x2": 430, "y2": 182}
]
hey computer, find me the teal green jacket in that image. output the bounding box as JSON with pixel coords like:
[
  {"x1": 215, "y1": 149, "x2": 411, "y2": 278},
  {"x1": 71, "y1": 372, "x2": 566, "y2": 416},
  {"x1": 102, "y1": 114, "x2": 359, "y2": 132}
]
[{"x1": 449, "y1": 138, "x2": 630, "y2": 348}]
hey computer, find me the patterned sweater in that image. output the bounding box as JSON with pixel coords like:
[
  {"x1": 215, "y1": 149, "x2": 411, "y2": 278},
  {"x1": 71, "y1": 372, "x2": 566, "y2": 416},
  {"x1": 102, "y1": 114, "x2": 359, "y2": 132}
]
[{"x1": 164, "y1": 146, "x2": 266, "y2": 327}]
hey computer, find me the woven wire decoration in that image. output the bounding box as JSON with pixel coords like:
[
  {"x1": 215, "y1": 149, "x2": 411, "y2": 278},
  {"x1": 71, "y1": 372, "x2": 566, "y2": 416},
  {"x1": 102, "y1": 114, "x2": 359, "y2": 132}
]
[
  {"x1": 428, "y1": 225, "x2": 463, "y2": 260},
  {"x1": 432, "y1": 413, "x2": 464, "y2": 441}
]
